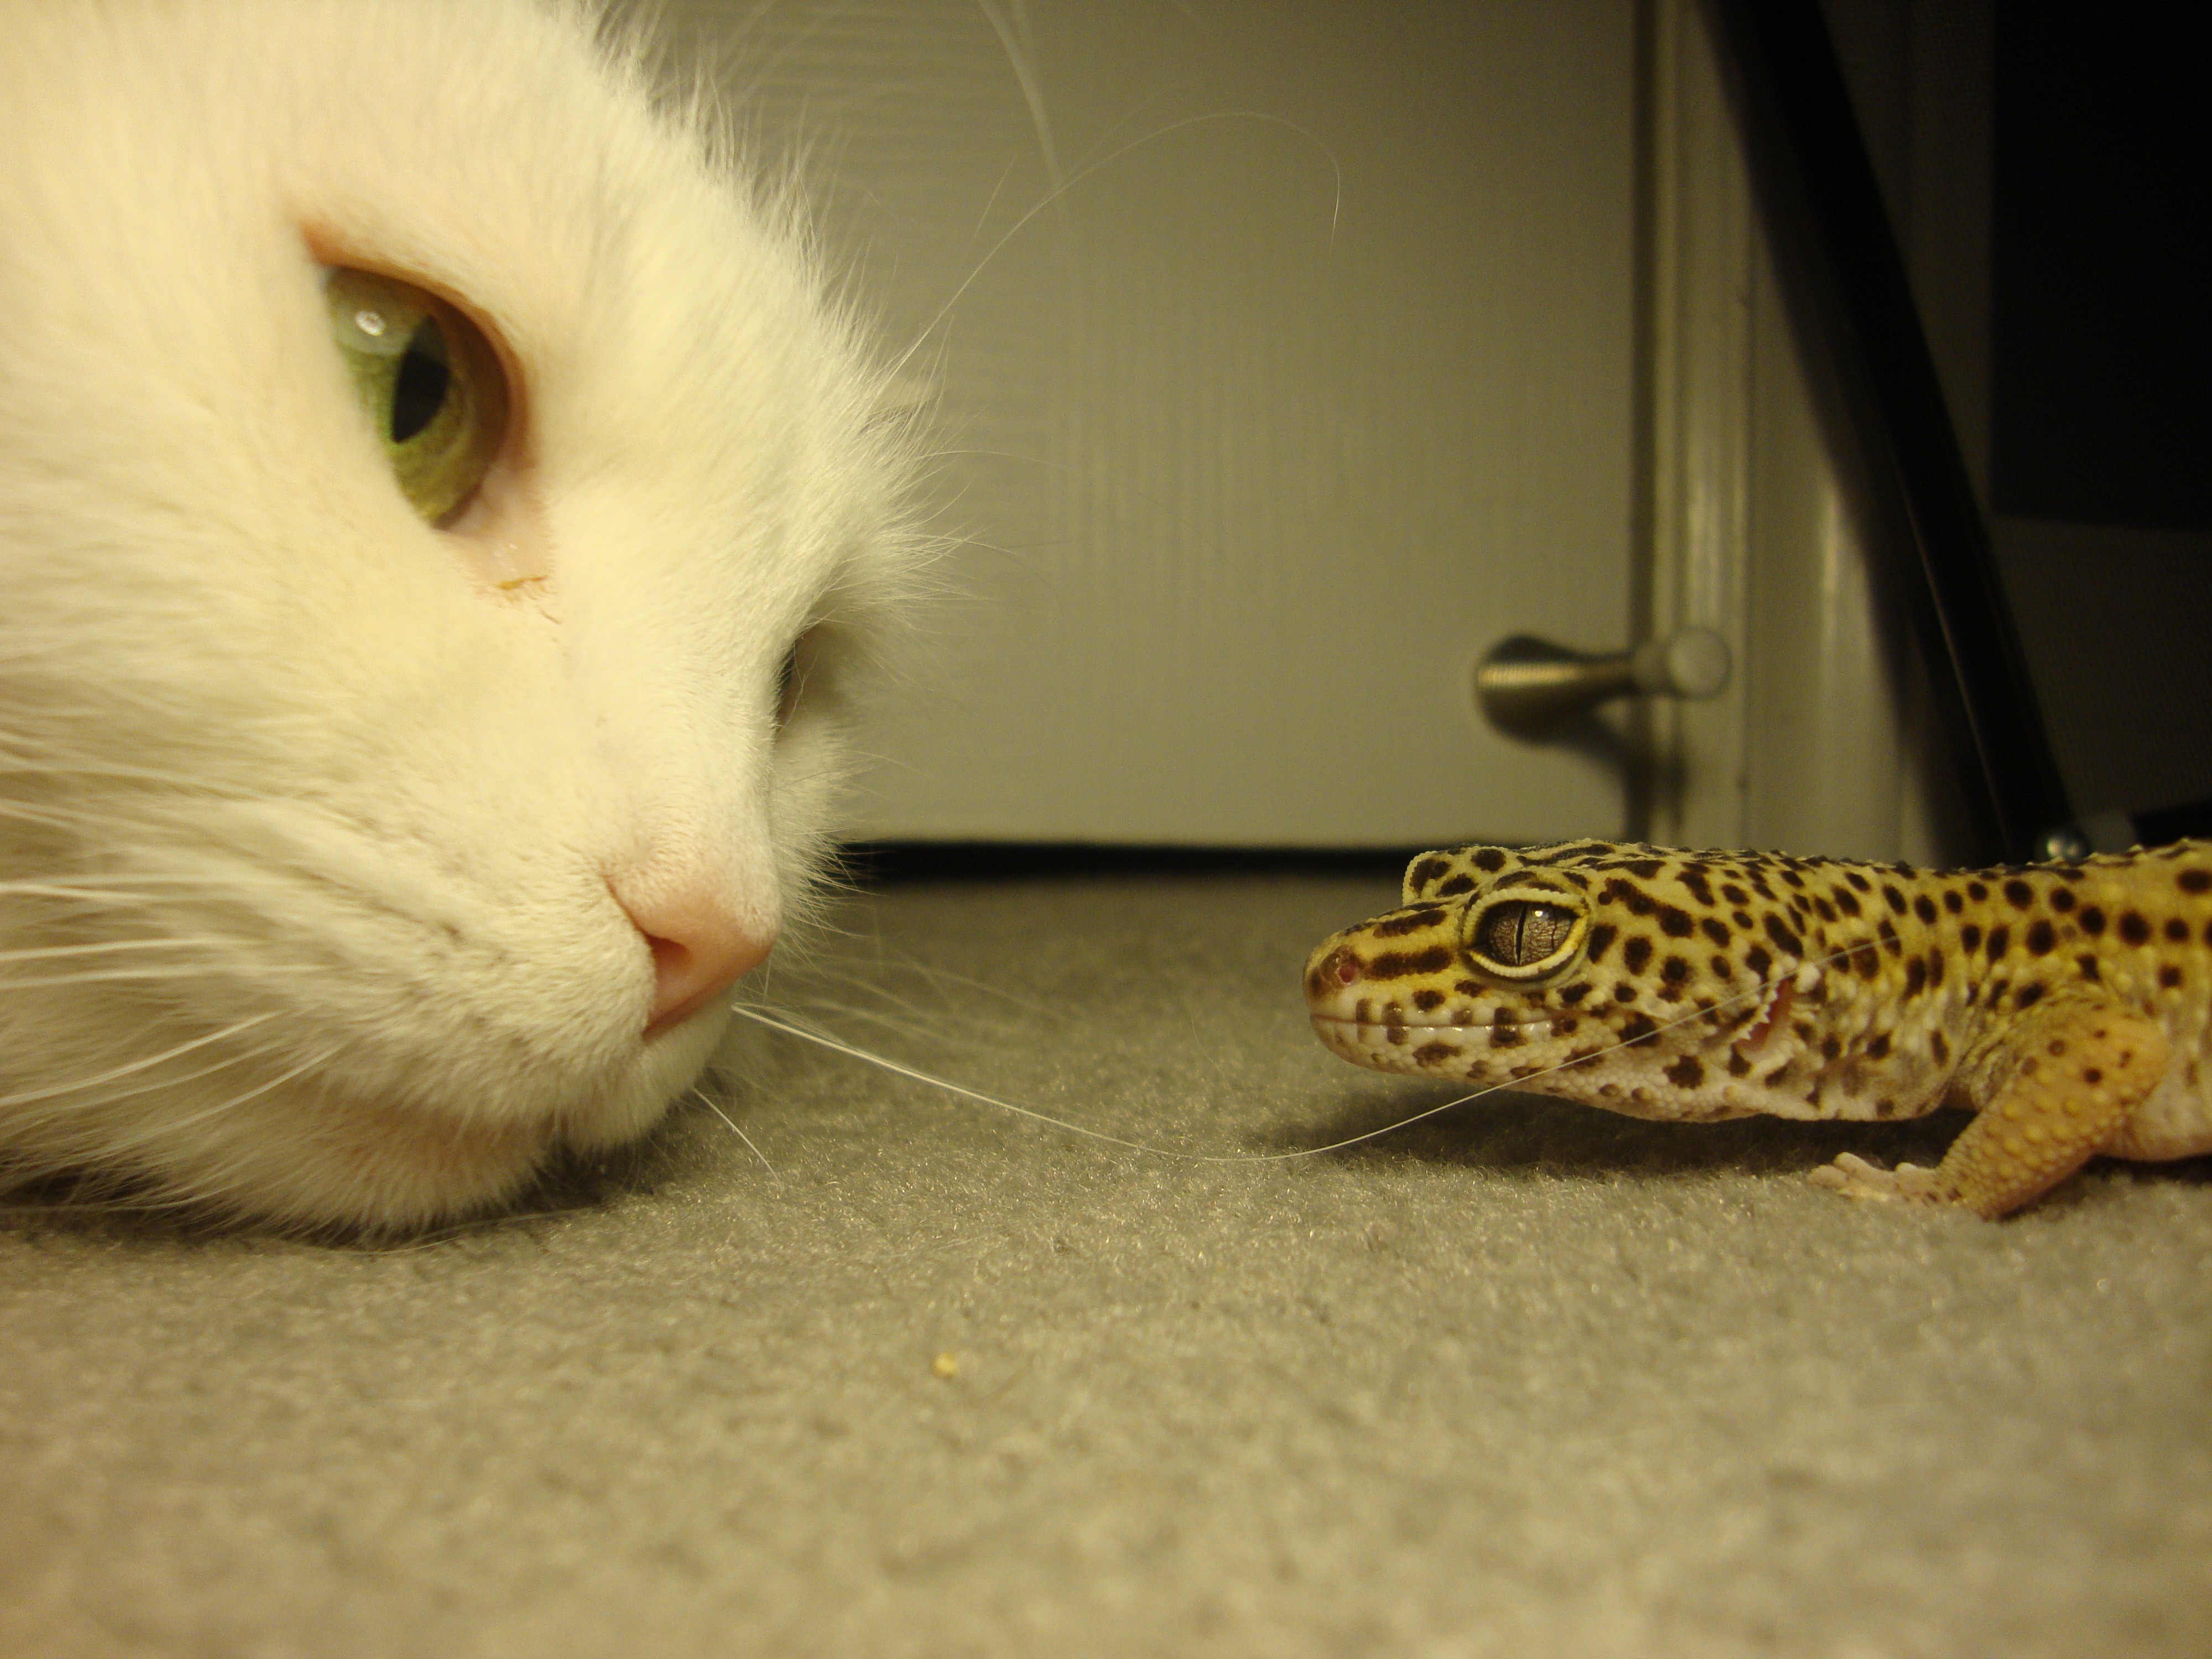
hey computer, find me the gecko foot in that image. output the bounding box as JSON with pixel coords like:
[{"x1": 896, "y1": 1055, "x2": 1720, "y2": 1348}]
[{"x1": 1806, "y1": 1152, "x2": 1947, "y2": 1207}]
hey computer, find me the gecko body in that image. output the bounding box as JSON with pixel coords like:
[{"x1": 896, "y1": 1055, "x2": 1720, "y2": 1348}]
[{"x1": 1304, "y1": 839, "x2": 2212, "y2": 1215}]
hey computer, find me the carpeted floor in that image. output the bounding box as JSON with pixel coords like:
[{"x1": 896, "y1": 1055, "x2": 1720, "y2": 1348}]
[{"x1": 4, "y1": 869, "x2": 2209, "y2": 1658}]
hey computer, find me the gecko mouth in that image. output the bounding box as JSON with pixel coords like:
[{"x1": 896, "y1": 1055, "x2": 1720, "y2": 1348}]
[{"x1": 1308, "y1": 1014, "x2": 1550, "y2": 1034}]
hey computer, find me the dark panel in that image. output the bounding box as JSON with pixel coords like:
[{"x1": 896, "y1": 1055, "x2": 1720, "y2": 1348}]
[{"x1": 1991, "y1": 6, "x2": 2211, "y2": 530}]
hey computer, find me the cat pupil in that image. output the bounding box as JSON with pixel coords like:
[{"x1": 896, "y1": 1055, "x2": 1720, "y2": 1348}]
[{"x1": 388, "y1": 318, "x2": 450, "y2": 443}]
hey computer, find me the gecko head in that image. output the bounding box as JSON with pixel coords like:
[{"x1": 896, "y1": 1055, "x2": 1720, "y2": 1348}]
[{"x1": 1304, "y1": 842, "x2": 1815, "y2": 1121}]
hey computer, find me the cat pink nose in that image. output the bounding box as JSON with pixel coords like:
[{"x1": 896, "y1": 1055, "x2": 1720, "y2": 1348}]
[{"x1": 614, "y1": 888, "x2": 774, "y2": 1037}]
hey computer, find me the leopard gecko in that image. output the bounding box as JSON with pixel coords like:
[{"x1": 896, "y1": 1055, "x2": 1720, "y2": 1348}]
[{"x1": 1304, "y1": 838, "x2": 2212, "y2": 1217}]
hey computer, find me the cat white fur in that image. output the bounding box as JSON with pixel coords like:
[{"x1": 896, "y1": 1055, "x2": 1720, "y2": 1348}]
[{"x1": 0, "y1": 0, "x2": 914, "y2": 1227}]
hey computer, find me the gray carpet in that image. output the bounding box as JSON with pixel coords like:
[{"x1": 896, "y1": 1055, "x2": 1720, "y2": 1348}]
[{"x1": 5, "y1": 870, "x2": 2210, "y2": 1658}]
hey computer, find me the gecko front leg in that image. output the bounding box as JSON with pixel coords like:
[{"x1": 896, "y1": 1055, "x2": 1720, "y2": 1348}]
[{"x1": 1809, "y1": 1000, "x2": 2168, "y2": 1218}]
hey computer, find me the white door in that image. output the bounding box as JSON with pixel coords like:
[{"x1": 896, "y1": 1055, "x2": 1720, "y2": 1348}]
[{"x1": 672, "y1": 0, "x2": 1943, "y2": 862}]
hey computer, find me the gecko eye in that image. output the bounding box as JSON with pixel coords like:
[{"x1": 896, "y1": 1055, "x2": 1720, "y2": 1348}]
[{"x1": 1463, "y1": 891, "x2": 1587, "y2": 982}]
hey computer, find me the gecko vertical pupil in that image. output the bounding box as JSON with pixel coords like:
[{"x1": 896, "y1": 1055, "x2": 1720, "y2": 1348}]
[{"x1": 1475, "y1": 901, "x2": 1577, "y2": 967}]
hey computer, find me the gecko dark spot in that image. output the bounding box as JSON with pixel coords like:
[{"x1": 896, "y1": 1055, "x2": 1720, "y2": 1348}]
[
  {"x1": 1436, "y1": 875, "x2": 1476, "y2": 897},
  {"x1": 1726, "y1": 1050, "x2": 1751, "y2": 1077},
  {"x1": 1881, "y1": 885, "x2": 1907, "y2": 915},
  {"x1": 1820, "y1": 1036, "x2": 1841, "y2": 1060},
  {"x1": 1903, "y1": 957, "x2": 1927, "y2": 998},
  {"x1": 1619, "y1": 859, "x2": 1663, "y2": 881},
  {"x1": 1557, "y1": 983, "x2": 1591, "y2": 1004},
  {"x1": 1850, "y1": 940, "x2": 1879, "y2": 977},
  {"x1": 1488, "y1": 1021, "x2": 1522, "y2": 1048},
  {"x1": 1722, "y1": 884, "x2": 1750, "y2": 905},
  {"x1": 1927, "y1": 950, "x2": 1945, "y2": 988},
  {"x1": 1733, "y1": 910, "x2": 1754, "y2": 930},
  {"x1": 2077, "y1": 954, "x2": 2101, "y2": 982},
  {"x1": 2119, "y1": 912, "x2": 2151, "y2": 946},
  {"x1": 1943, "y1": 889, "x2": 1964, "y2": 914},
  {"x1": 1664, "y1": 1055, "x2": 1704, "y2": 1089},
  {"x1": 2161, "y1": 964, "x2": 2184, "y2": 989},
  {"x1": 1811, "y1": 896, "x2": 1836, "y2": 923},
  {"x1": 1929, "y1": 1030, "x2": 1949, "y2": 1063},
  {"x1": 1866, "y1": 1032, "x2": 1891, "y2": 1058},
  {"x1": 1960, "y1": 924, "x2": 1983, "y2": 952},
  {"x1": 1657, "y1": 905, "x2": 1694, "y2": 938},
  {"x1": 1744, "y1": 944, "x2": 1772, "y2": 979},
  {"x1": 1453, "y1": 980, "x2": 1483, "y2": 997},
  {"x1": 2167, "y1": 917, "x2": 2190, "y2": 942},
  {"x1": 2016, "y1": 983, "x2": 2044, "y2": 1010},
  {"x1": 1661, "y1": 955, "x2": 1691, "y2": 982},
  {"x1": 1782, "y1": 869, "x2": 1806, "y2": 889},
  {"x1": 2050, "y1": 888, "x2": 2077, "y2": 912},
  {"x1": 1679, "y1": 872, "x2": 1715, "y2": 906},
  {"x1": 2083, "y1": 1067, "x2": 2103, "y2": 1084},
  {"x1": 1710, "y1": 954, "x2": 1733, "y2": 979},
  {"x1": 1764, "y1": 916, "x2": 1803, "y2": 957},
  {"x1": 1618, "y1": 1013, "x2": 1658, "y2": 1046},
  {"x1": 2180, "y1": 869, "x2": 2212, "y2": 895},
  {"x1": 2205, "y1": 920, "x2": 2212, "y2": 946},
  {"x1": 1411, "y1": 988, "x2": 1446, "y2": 1013},
  {"x1": 1367, "y1": 947, "x2": 1452, "y2": 978},
  {"x1": 2025, "y1": 920, "x2": 2056, "y2": 955},
  {"x1": 1599, "y1": 879, "x2": 1651, "y2": 915},
  {"x1": 1551, "y1": 1016, "x2": 1579, "y2": 1036},
  {"x1": 1967, "y1": 881, "x2": 1988, "y2": 901},
  {"x1": 1615, "y1": 984, "x2": 1638, "y2": 1001},
  {"x1": 2004, "y1": 879, "x2": 2034, "y2": 909},
  {"x1": 1623, "y1": 937, "x2": 1653, "y2": 974},
  {"x1": 1834, "y1": 888, "x2": 1863, "y2": 917},
  {"x1": 1906, "y1": 895, "x2": 1933, "y2": 925},
  {"x1": 1410, "y1": 857, "x2": 1449, "y2": 890},
  {"x1": 1844, "y1": 870, "x2": 1871, "y2": 893},
  {"x1": 1748, "y1": 873, "x2": 1777, "y2": 901},
  {"x1": 1473, "y1": 848, "x2": 1509, "y2": 872},
  {"x1": 1878, "y1": 919, "x2": 1902, "y2": 956},
  {"x1": 2079, "y1": 906, "x2": 2106, "y2": 936},
  {"x1": 1371, "y1": 907, "x2": 1448, "y2": 938},
  {"x1": 1385, "y1": 1026, "x2": 1407, "y2": 1046},
  {"x1": 1412, "y1": 1042, "x2": 1459, "y2": 1066},
  {"x1": 1701, "y1": 917, "x2": 1731, "y2": 947}
]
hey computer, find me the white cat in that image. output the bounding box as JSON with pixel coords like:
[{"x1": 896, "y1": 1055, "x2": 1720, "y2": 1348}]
[{"x1": 0, "y1": 0, "x2": 916, "y2": 1228}]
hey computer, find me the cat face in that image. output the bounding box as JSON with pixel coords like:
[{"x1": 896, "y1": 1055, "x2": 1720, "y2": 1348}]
[{"x1": 0, "y1": 0, "x2": 913, "y2": 1227}]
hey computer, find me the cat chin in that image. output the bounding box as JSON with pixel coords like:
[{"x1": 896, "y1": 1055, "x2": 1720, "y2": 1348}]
[{"x1": 55, "y1": 1003, "x2": 732, "y2": 1233}]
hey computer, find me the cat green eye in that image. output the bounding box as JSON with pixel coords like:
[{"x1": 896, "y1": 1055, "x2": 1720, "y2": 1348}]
[{"x1": 324, "y1": 268, "x2": 509, "y2": 525}]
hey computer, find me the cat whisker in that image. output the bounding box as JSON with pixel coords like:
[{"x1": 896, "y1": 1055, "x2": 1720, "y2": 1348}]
[
  {"x1": 892, "y1": 111, "x2": 1343, "y2": 382},
  {"x1": 0, "y1": 937, "x2": 258, "y2": 966},
  {"x1": 0, "y1": 964, "x2": 331, "y2": 990},
  {"x1": 690, "y1": 1086, "x2": 781, "y2": 1185},
  {"x1": 0, "y1": 1012, "x2": 281, "y2": 1112},
  {"x1": 727, "y1": 937, "x2": 1877, "y2": 1164}
]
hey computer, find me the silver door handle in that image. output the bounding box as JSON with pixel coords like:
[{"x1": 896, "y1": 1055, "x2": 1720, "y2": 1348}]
[{"x1": 1475, "y1": 627, "x2": 1731, "y2": 736}]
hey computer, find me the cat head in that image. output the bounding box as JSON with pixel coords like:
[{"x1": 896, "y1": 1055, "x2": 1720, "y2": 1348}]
[{"x1": 0, "y1": 0, "x2": 917, "y2": 1228}]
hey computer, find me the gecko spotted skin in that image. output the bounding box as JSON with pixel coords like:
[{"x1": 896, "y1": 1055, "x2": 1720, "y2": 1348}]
[{"x1": 1305, "y1": 839, "x2": 2212, "y2": 1217}]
